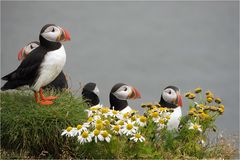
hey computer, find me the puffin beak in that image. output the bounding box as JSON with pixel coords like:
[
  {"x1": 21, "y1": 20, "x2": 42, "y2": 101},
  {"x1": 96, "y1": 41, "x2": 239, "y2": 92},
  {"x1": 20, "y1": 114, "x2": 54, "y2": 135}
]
[
  {"x1": 57, "y1": 27, "x2": 71, "y2": 42},
  {"x1": 17, "y1": 48, "x2": 24, "y2": 61},
  {"x1": 177, "y1": 92, "x2": 183, "y2": 107},
  {"x1": 128, "y1": 86, "x2": 141, "y2": 100}
]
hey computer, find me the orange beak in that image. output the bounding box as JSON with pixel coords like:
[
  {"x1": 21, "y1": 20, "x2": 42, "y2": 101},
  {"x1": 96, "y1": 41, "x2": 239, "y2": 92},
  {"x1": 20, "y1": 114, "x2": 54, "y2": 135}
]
[
  {"x1": 17, "y1": 48, "x2": 24, "y2": 61},
  {"x1": 128, "y1": 86, "x2": 141, "y2": 99},
  {"x1": 62, "y1": 28, "x2": 71, "y2": 41},
  {"x1": 177, "y1": 92, "x2": 183, "y2": 107}
]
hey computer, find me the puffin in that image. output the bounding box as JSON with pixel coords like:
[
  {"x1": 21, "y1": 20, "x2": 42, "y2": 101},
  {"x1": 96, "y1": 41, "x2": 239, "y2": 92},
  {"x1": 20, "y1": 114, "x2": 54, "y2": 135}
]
[
  {"x1": 82, "y1": 82, "x2": 101, "y2": 107},
  {"x1": 159, "y1": 86, "x2": 183, "y2": 130},
  {"x1": 109, "y1": 83, "x2": 141, "y2": 114},
  {"x1": 17, "y1": 41, "x2": 68, "y2": 90},
  {"x1": 1, "y1": 24, "x2": 71, "y2": 105}
]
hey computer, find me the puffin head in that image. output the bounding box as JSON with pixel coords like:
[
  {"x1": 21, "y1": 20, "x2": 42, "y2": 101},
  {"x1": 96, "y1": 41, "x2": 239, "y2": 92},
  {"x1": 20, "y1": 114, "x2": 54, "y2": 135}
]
[
  {"x1": 40, "y1": 24, "x2": 71, "y2": 43},
  {"x1": 110, "y1": 83, "x2": 141, "y2": 110},
  {"x1": 160, "y1": 86, "x2": 182, "y2": 108},
  {"x1": 18, "y1": 41, "x2": 40, "y2": 61},
  {"x1": 111, "y1": 83, "x2": 141, "y2": 100},
  {"x1": 82, "y1": 82, "x2": 100, "y2": 107}
]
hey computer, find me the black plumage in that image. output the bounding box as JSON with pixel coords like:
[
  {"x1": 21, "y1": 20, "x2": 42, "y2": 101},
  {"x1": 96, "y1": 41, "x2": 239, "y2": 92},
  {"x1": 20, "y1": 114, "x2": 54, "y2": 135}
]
[
  {"x1": 1, "y1": 24, "x2": 64, "y2": 91},
  {"x1": 109, "y1": 83, "x2": 128, "y2": 111},
  {"x1": 82, "y1": 82, "x2": 100, "y2": 106}
]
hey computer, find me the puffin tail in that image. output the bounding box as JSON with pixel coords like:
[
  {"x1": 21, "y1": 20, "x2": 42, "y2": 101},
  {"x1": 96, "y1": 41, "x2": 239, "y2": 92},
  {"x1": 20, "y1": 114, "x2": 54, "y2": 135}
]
[
  {"x1": 1, "y1": 80, "x2": 28, "y2": 91},
  {"x1": 2, "y1": 71, "x2": 15, "y2": 81}
]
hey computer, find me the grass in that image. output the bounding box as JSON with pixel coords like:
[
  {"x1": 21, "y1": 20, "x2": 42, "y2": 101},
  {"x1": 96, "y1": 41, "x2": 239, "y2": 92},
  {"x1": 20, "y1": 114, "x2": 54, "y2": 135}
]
[
  {"x1": 1, "y1": 90, "x2": 239, "y2": 159},
  {"x1": 1, "y1": 90, "x2": 88, "y2": 158}
]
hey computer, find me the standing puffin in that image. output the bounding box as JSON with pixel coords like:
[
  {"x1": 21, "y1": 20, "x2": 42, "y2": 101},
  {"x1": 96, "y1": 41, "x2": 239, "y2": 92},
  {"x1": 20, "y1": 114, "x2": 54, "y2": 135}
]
[
  {"x1": 109, "y1": 83, "x2": 141, "y2": 114},
  {"x1": 82, "y1": 82, "x2": 101, "y2": 107},
  {"x1": 1, "y1": 24, "x2": 71, "y2": 105},
  {"x1": 159, "y1": 86, "x2": 183, "y2": 130},
  {"x1": 17, "y1": 41, "x2": 68, "y2": 90}
]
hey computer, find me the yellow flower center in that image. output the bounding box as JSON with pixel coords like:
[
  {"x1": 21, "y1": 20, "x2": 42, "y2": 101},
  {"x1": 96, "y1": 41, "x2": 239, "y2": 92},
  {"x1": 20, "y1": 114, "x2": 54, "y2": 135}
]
[
  {"x1": 118, "y1": 120, "x2": 124, "y2": 126},
  {"x1": 123, "y1": 113, "x2": 129, "y2": 118},
  {"x1": 126, "y1": 124, "x2": 133, "y2": 130},
  {"x1": 210, "y1": 106, "x2": 217, "y2": 111},
  {"x1": 152, "y1": 112, "x2": 159, "y2": 118},
  {"x1": 88, "y1": 117, "x2": 93, "y2": 122},
  {"x1": 131, "y1": 116, "x2": 136, "y2": 121},
  {"x1": 82, "y1": 131, "x2": 89, "y2": 138},
  {"x1": 93, "y1": 129, "x2": 100, "y2": 136},
  {"x1": 102, "y1": 131, "x2": 109, "y2": 138},
  {"x1": 113, "y1": 125, "x2": 120, "y2": 131},
  {"x1": 140, "y1": 116, "x2": 147, "y2": 122},
  {"x1": 66, "y1": 127, "x2": 72, "y2": 132},
  {"x1": 96, "y1": 119, "x2": 102, "y2": 124},
  {"x1": 165, "y1": 115, "x2": 171, "y2": 120},
  {"x1": 104, "y1": 120, "x2": 110, "y2": 126},
  {"x1": 188, "y1": 93, "x2": 196, "y2": 99},
  {"x1": 194, "y1": 88, "x2": 202, "y2": 93},
  {"x1": 101, "y1": 108, "x2": 109, "y2": 113},
  {"x1": 159, "y1": 119, "x2": 165, "y2": 124},
  {"x1": 160, "y1": 108, "x2": 167, "y2": 112},
  {"x1": 96, "y1": 123, "x2": 103, "y2": 130},
  {"x1": 112, "y1": 110, "x2": 118, "y2": 115},
  {"x1": 135, "y1": 133, "x2": 141, "y2": 139},
  {"x1": 77, "y1": 125, "x2": 82, "y2": 130},
  {"x1": 207, "y1": 97, "x2": 213, "y2": 103},
  {"x1": 215, "y1": 98, "x2": 222, "y2": 104},
  {"x1": 193, "y1": 125, "x2": 199, "y2": 130}
]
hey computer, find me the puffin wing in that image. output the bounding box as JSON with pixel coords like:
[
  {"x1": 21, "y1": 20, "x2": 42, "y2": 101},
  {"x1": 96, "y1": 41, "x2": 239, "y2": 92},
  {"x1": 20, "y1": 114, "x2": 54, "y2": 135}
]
[{"x1": 2, "y1": 47, "x2": 46, "y2": 81}]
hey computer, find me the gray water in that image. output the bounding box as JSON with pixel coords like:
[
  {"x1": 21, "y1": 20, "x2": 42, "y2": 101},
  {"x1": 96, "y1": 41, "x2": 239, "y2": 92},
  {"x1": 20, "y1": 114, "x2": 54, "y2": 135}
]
[{"x1": 1, "y1": 1, "x2": 239, "y2": 134}]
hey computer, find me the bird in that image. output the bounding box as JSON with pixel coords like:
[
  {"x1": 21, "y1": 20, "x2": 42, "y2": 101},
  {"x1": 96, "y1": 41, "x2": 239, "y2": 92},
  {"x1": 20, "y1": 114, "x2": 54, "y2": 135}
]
[
  {"x1": 159, "y1": 86, "x2": 183, "y2": 130},
  {"x1": 109, "y1": 83, "x2": 141, "y2": 114},
  {"x1": 1, "y1": 24, "x2": 71, "y2": 105},
  {"x1": 82, "y1": 82, "x2": 101, "y2": 107},
  {"x1": 17, "y1": 41, "x2": 68, "y2": 90}
]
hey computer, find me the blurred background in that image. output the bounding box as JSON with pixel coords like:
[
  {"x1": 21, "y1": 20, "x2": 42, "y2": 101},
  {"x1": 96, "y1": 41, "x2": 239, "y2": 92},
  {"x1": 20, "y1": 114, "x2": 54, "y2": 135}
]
[{"x1": 1, "y1": 1, "x2": 239, "y2": 134}]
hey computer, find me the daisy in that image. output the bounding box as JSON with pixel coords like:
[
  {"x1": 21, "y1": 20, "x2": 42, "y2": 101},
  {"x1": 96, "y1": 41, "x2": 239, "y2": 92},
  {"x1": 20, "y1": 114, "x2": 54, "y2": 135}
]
[
  {"x1": 99, "y1": 130, "x2": 112, "y2": 143},
  {"x1": 136, "y1": 115, "x2": 147, "y2": 127},
  {"x1": 90, "y1": 129, "x2": 103, "y2": 143},
  {"x1": 100, "y1": 107, "x2": 111, "y2": 117},
  {"x1": 111, "y1": 124, "x2": 122, "y2": 135},
  {"x1": 61, "y1": 126, "x2": 74, "y2": 137},
  {"x1": 189, "y1": 122, "x2": 202, "y2": 132},
  {"x1": 157, "y1": 118, "x2": 167, "y2": 129},
  {"x1": 72, "y1": 123, "x2": 89, "y2": 136},
  {"x1": 151, "y1": 111, "x2": 160, "y2": 123},
  {"x1": 130, "y1": 133, "x2": 145, "y2": 142},
  {"x1": 121, "y1": 120, "x2": 138, "y2": 136},
  {"x1": 109, "y1": 109, "x2": 120, "y2": 118},
  {"x1": 78, "y1": 131, "x2": 92, "y2": 144}
]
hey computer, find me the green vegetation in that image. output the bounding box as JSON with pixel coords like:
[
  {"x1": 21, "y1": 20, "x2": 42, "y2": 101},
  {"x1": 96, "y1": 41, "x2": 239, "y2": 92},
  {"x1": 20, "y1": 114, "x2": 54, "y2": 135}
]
[
  {"x1": 1, "y1": 89, "x2": 239, "y2": 159},
  {"x1": 1, "y1": 90, "x2": 88, "y2": 158}
]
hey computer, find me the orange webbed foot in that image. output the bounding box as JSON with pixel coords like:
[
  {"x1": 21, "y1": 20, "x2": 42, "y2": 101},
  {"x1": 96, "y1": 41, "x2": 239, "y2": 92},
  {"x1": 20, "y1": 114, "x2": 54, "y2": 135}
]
[
  {"x1": 42, "y1": 96, "x2": 58, "y2": 101},
  {"x1": 39, "y1": 100, "x2": 54, "y2": 105}
]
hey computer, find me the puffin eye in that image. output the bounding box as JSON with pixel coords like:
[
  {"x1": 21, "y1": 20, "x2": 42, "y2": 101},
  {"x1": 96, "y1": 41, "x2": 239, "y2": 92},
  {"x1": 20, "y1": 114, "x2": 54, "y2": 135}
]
[
  {"x1": 124, "y1": 87, "x2": 127, "y2": 91},
  {"x1": 168, "y1": 90, "x2": 171, "y2": 94},
  {"x1": 52, "y1": 28, "x2": 55, "y2": 32},
  {"x1": 30, "y1": 45, "x2": 33, "y2": 49}
]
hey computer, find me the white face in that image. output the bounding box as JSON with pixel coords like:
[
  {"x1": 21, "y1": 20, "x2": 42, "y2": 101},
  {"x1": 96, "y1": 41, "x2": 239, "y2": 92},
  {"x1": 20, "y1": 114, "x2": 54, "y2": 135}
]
[
  {"x1": 162, "y1": 88, "x2": 177, "y2": 104},
  {"x1": 93, "y1": 86, "x2": 100, "y2": 96},
  {"x1": 112, "y1": 85, "x2": 132, "y2": 100},
  {"x1": 24, "y1": 42, "x2": 39, "y2": 55},
  {"x1": 41, "y1": 25, "x2": 62, "y2": 42}
]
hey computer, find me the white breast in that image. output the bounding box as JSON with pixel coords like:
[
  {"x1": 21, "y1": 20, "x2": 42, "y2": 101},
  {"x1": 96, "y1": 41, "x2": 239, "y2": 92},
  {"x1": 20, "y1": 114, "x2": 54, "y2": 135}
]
[
  {"x1": 120, "y1": 106, "x2": 132, "y2": 114},
  {"x1": 167, "y1": 106, "x2": 182, "y2": 130},
  {"x1": 33, "y1": 45, "x2": 66, "y2": 91}
]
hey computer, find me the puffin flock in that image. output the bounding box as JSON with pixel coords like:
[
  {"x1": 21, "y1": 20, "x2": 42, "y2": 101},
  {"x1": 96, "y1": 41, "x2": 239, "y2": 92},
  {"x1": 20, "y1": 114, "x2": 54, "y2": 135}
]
[{"x1": 1, "y1": 24, "x2": 182, "y2": 130}]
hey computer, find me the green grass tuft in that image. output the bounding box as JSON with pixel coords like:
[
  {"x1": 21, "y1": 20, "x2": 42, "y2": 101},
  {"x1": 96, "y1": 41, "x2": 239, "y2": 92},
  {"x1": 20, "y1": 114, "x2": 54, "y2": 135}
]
[{"x1": 1, "y1": 90, "x2": 88, "y2": 158}]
